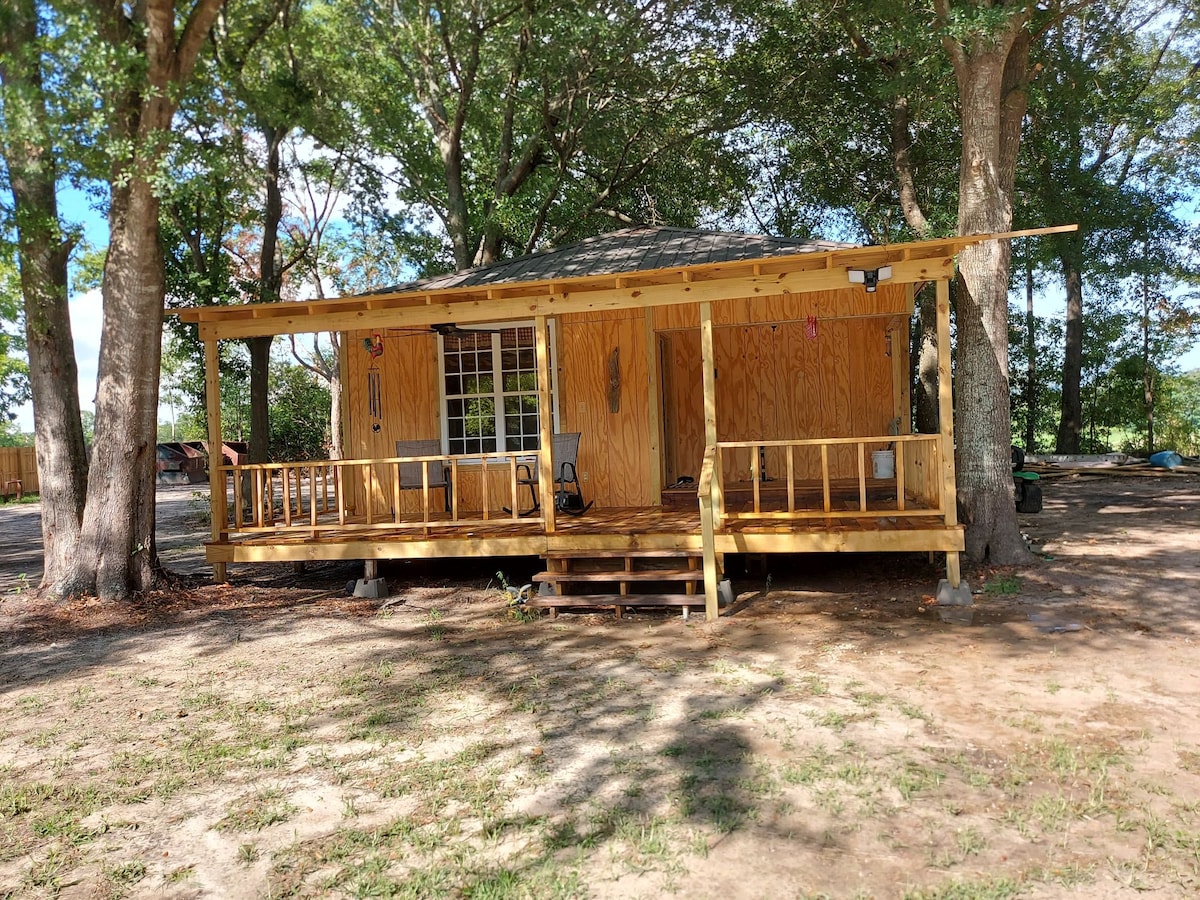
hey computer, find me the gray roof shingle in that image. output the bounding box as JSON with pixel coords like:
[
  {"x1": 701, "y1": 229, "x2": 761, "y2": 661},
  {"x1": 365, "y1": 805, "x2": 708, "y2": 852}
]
[{"x1": 368, "y1": 227, "x2": 852, "y2": 295}]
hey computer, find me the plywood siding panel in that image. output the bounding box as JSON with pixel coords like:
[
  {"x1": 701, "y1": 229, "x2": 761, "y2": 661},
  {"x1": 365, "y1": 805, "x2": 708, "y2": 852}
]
[
  {"x1": 654, "y1": 304, "x2": 699, "y2": 331},
  {"x1": 558, "y1": 311, "x2": 651, "y2": 508},
  {"x1": 661, "y1": 330, "x2": 704, "y2": 482}
]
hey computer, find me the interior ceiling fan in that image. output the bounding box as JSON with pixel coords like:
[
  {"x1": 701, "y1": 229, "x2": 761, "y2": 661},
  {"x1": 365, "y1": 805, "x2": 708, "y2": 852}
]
[{"x1": 386, "y1": 322, "x2": 506, "y2": 337}]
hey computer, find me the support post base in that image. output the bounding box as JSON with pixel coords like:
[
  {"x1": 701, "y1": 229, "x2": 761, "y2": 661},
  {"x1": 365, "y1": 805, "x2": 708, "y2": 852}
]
[
  {"x1": 352, "y1": 577, "x2": 390, "y2": 600},
  {"x1": 936, "y1": 579, "x2": 973, "y2": 607}
]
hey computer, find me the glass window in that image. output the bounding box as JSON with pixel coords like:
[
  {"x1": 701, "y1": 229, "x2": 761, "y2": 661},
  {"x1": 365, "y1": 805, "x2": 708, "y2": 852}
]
[{"x1": 440, "y1": 324, "x2": 553, "y2": 456}]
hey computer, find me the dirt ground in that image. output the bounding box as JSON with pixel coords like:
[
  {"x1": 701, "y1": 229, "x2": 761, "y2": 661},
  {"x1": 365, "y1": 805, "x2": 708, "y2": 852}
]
[{"x1": 1, "y1": 474, "x2": 1199, "y2": 899}]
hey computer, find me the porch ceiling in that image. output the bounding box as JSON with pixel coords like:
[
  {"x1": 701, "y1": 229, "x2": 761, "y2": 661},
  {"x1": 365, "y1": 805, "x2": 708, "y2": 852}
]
[{"x1": 176, "y1": 225, "x2": 1075, "y2": 341}]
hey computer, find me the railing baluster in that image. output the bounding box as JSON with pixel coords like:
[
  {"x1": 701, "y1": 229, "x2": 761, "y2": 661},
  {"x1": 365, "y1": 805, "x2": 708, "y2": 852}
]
[
  {"x1": 896, "y1": 442, "x2": 906, "y2": 511},
  {"x1": 393, "y1": 461, "x2": 402, "y2": 524},
  {"x1": 786, "y1": 445, "x2": 795, "y2": 512},
  {"x1": 282, "y1": 466, "x2": 292, "y2": 527},
  {"x1": 752, "y1": 443, "x2": 761, "y2": 514},
  {"x1": 335, "y1": 463, "x2": 346, "y2": 526},
  {"x1": 233, "y1": 467, "x2": 244, "y2": 530},
  {"x1": 820, "y1": 444, "x2": 831, "y2": 512},
  {"x1": 421, "y1": 460, "x2": 430, "y2": 524},
  {"x1": 451, "y1": 458, "x2": 460, "y2": 521},
  {"x1": 857, "y1": 443, "x2": 867, "y2": 511},
  {"x1": 481, "y1": 454, "x2": 490, "y2": 520},
  {"x1": 509, "y1": 456, "x2": 518, "y2": 521}
]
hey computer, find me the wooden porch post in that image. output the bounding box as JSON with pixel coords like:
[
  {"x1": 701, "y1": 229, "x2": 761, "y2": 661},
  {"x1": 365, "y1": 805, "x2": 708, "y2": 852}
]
[
  {"x1": 204, "y1": 339, "x2": 228, "y2": 583},
  {"x1": 936, "y1": 279, "x2": 961, "y2": 587},
  {"x1": 644, "y1": 310, "x2": 663, "y2": 505},
  {"x1": 700, "y1": 301, "x2": 720, "y2": 620},
  {"x1": 535, "y1": 315, "x2": 556, "y2": 534}
]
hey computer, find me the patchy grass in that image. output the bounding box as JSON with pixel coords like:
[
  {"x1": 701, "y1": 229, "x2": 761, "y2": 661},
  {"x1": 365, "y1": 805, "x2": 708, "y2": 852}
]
[{"x1": 3, "y1": 547, "x2": 1200, "y2": 898}]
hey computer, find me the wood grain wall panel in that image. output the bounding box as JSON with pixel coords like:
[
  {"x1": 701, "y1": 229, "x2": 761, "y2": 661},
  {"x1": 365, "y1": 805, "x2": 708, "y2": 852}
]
[
  {"x1": 661, "y1": 330, "x2": 705, "y2": 482},
  {"x1": 345, "y1": 329, "x2": 442, "y2": 514},
  {"x1": 558, "y1": 310, "x2": 651, "y2": 508},
  {"x1": 654, "y1": 304, "x2": 699, "y2": 331}
]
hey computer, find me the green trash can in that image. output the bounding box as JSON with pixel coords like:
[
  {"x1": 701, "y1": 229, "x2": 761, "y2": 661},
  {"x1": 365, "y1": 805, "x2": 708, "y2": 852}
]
[{"x1": 1014, "y1": 470, "x2": 1042, "y2": 513}]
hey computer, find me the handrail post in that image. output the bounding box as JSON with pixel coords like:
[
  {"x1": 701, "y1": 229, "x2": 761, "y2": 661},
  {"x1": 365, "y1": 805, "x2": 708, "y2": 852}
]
[{"x1": 699, "y1": 446, "x2": 719, "y2": 622}]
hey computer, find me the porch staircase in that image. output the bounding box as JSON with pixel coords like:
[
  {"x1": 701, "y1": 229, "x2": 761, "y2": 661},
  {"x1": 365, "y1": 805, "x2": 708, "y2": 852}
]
[{"x1": 527, "y1": 550, "x2": 705, "y2": 619}]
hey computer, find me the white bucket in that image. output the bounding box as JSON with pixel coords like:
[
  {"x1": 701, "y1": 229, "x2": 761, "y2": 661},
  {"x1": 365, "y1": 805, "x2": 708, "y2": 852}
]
[{"x1": 871, "y1": 450, "x2": 895, "y2": 480}]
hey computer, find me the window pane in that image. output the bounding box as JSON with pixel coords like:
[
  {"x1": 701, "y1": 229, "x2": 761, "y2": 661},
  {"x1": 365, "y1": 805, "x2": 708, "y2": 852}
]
[
  {"x1": 503, "y1": 395, "x2": 522, "y2": 414},
  {"x1": 518, "y1": 349, "x2": 535, "y2": 370},
  {"x1": 521, "y1": 394, "x2": 538, "y2": 413},
  {"x1": 505, "y1": 414, "x2": 521, "y2": 436},
  {"x1": 447, "y1": 399, "x2": 464, "y2": 419},
  {"x1": 448, "y1": 419, "x2": 464, "y2": 440},
  {"x1": 523, "y1": 414, "x2": 538, "y2": 436},
  {"x1": 478, "y1": 373, "x2": 493, "y2": 394},
  {"x1": 446, "y1": 374, "x2": 462, "y2": 396}
]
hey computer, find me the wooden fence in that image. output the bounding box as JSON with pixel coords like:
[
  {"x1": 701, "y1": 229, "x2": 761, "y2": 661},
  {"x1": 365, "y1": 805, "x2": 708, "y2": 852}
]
[{"x1": 0, "y1": 446, "x2": 38, "y2": 496}]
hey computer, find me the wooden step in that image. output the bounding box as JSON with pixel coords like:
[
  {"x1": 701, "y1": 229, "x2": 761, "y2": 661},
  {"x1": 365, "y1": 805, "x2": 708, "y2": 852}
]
[
  {"x1": 526, "y1": 593, "x2": 702, "y2": 609},
  {"x1": 544, "y1": 549, "x2": 701, "y2": 560},
  {"x1": 533, "y1": 569, "x2": 703, "y2": 584}
]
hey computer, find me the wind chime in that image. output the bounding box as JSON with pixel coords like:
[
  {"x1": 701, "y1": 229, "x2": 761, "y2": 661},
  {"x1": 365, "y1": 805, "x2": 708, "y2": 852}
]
[{"x1": 364, "y1": 333, "x2": 384, "y2": 433}]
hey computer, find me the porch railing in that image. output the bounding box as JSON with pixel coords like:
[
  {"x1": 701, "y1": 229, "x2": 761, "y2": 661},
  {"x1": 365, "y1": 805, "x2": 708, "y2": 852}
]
[
  {"x1": 214, "y1": 451, "x2": 544, "y2": 536},
  {"x1": 705, "y1": 433, "x2": 945, "y2": 523}
]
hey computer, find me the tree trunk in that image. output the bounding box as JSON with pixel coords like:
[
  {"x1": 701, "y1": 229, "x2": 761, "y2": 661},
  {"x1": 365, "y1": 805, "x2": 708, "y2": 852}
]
[
  {"x1": 888, "y1": 91, "x2": 939, "y2": 436},
  {"x1": 1025, "y1": 256, "x2": 1036, "y2": 453},
  {"x1": 329, "y1": 356, "x2": 344, "y2": 460},
  {"x1": 249, "y1": 123, "x2": 286, "y2": 465},
  {"x1": 0, "y1": 0, "x2": 90, "y2": 591},
  {"x1": 55, "y1": 0, "x2": 225, "y2": 599},
  {"x1": 1141, "y1": 272, "x2": 1154, "y2": 453},
  {"x1": 914, "y1": 287, "x2": 940, "y2": 433},
  {"x1": 61, "y1": 177, "x2": 166, "y2": 599},
  {"x1": 944, "y1": 17, "x2": 1032, "y2": 565},
  {"x1": 1055, "y1": 240, "x2": 1084, "y2": 453}
]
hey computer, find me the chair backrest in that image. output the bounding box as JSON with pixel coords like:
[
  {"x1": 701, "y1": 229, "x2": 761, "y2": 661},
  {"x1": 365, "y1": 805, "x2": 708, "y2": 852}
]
[
  {"x1": 551, "y1": 432, "x2": 581, "y2": 481},
  {"x1": 395, "y1": 439, "x2": 446, "y2": 488}
]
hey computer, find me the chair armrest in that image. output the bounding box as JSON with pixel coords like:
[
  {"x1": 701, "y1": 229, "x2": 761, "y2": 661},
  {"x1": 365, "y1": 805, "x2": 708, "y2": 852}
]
[{"x1": 515, "y1": 462, "x2": 535, "y2": 484}]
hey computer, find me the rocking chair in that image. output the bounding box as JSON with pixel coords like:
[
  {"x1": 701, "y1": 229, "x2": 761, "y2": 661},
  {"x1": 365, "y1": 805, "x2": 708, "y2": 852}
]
[{"x1": 510, "y1": 432, "x2": 592, "y2": 516}]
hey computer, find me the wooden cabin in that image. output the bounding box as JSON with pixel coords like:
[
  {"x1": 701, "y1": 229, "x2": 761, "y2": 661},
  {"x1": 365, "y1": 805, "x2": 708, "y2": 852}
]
[{"x1": 177, "y1": 226, "x2": 1037, "y2": 620}]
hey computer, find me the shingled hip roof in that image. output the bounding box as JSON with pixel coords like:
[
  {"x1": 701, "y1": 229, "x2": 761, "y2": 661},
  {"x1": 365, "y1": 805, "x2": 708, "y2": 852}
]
[{"x1": 368, "y1": 227, "x2": 854, "y2": 295}]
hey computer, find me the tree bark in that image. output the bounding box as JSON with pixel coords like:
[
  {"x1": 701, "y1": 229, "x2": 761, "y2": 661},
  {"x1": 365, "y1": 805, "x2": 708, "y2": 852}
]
[
  {"x1": 0, "y1": 0, "x2": 90, "y2": 590},
  {"x1": 1055, "y1": 238, "x2": 1084, "y2": 453},
  {"x1": 914, "y1": 287, "x2": 940, "y2": 433},
  {"x1": 57, "y1": 0, "x2": 225, "y2": 600},
  {"x1": 1025, "y1": 255, "x2": 1036, "y2": 453},
  {"x1": 249, "y1": 123, "x2": 286, "y2": 465},
  {"x1": 942, "y1": 10, "x2": 1033, "y2": 565},
  {"x1": 889, "y1": 91, "x2": 938, "y2": 435}
]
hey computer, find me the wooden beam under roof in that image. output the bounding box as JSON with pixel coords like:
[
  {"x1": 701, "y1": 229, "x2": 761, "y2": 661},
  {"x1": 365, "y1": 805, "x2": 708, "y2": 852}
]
[{"x1": 177, "y1": 225, "x2": 1076, "y2": 340}]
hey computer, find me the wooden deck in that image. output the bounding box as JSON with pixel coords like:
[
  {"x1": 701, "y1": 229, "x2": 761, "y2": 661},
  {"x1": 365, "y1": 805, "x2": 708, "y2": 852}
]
[{"x1": 206, "y1": 503, "x2": 963, "y2": 565}]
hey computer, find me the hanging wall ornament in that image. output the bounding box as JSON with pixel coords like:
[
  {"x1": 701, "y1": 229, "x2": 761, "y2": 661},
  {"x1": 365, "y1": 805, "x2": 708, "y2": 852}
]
[
  {"x1": 805, "y1": 315, "x2": 819, "y2": 340},
  {"x1": 364, "y1": 334, "x2": 385, "y2": 433}
]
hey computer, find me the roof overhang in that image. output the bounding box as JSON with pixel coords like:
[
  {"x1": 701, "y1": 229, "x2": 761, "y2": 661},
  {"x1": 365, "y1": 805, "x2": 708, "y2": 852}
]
[{"x1": 176, "y1": 225, "x2": 1076, "y2": 341}]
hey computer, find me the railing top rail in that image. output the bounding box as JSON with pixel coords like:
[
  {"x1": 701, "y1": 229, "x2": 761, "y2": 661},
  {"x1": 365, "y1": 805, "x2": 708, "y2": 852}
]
[
  {"x1": 215, "y1": 449, "x2": 537, "y2": 472},
  {"x1": 717, "y1": 433, "x2": 938, "y2": 450}
]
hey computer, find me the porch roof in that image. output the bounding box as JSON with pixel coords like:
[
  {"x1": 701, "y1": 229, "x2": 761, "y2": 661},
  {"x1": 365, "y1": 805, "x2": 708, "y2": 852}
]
[{"x1": 177, "y1": 225, "x2": 1076, "y2": 341}]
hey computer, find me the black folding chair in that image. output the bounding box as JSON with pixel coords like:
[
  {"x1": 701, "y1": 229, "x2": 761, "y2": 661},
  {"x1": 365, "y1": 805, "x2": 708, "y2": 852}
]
[{"x1": 395, "y1": 440, "x2": 451, "y2": 512}]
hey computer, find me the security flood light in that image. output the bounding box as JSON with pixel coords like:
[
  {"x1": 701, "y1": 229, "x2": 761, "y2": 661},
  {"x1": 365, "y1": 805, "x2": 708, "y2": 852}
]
[{"x1": 847, "y1": 265, "x2": 893, "y2": 292}]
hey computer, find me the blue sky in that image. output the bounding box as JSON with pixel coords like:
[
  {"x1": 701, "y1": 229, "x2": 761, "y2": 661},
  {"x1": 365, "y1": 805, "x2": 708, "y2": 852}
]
[{"x1": 13, "y1": 187, "x2": 1199, "y2": 433}]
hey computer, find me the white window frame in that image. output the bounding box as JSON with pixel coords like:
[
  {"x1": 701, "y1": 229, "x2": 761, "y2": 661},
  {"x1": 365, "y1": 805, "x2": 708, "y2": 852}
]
[{"x1": 436, "y1": 320, "x2": 560, "y2": 458}]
